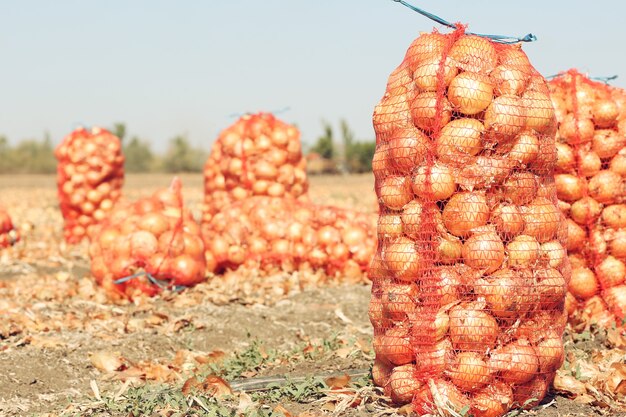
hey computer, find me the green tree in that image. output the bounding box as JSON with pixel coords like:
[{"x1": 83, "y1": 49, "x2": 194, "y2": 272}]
[
  {"x1": 310, "y1": 121, "x2": 335, "y2": 160},
  {"x1": 123, "y1": 136, "x2": 155, "y2": 173},
  {"x1": 4, "y1": 137, "x2": 56, "y2": 174},
  {"x1": 112, "y1": 122, "x2": 126, "y2": 142},
  {"x1": 161, "y1": 135, "x2": 207, "y2": 173}
]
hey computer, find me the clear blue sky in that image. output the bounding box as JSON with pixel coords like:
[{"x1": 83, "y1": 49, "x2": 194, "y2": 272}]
[{"x1": 1, "y1": 0, "x2": 624, "y2": 152}]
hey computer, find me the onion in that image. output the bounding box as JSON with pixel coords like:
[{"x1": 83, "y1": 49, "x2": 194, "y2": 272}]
[
  {"x1": 429, "y1": 266, "x2": 463, "y2": 305},
  {"x1": 447, "y1": 352, "x2": 492, "y2": 392},
  {"x1": 570, "y1": 197, "x2": 602, "y2": 225},
  {"x1": 474, "y1": 268, "x2": 532, "y2": 318},
  {"x1": 522, "y1": 90, "x2": 555, "y2": 134},
  {"x1": 369, "y1": 294, "x2": 390, "y2": 329},
  {"x1": 377, "y1": 176, "x2": 414, "y2": 210},
  {"x1": 540, "y1": 241, "x2": 567, "y2": 268},
  {"x1": 490, "y1": 64, "x2": 529, "y2": 96},
  {"x1": 389, "y1": 364, "x2": 423, "y2": 405},
  {"x1": 411, "y1": 307, "x2": 449, "y2": 341},
  {"x1": 569, "y1": 253, "x2": 587, "y2": 269},
  {"x1": 317, "y1": 225, "x2": 341, "y2": 246},
  {"x1": 578, "y1": 150, "x2": 602, "y2": 177},
  {"x1": 373, "y1": 87, "x2": 412, "y2": 138},
  {"x1": 382, "y1": 282, "x2": 418, "y2": 320},
  {"x1": 377, "y1": 326, "x2": 414, "y2": 365},
  {"x1": 489, "y1": 339, "x2": 538, "y2": 384},
  {"x1": 521, "y1": 197, "x2": 561, "y2": 243},
  {"x1": 559, "y1": 113, "x2": 594, "y2": 145},
  {"x1": 442, "y1": 192, "x2": 489, "y2": 237},
  {"x1": 413, "y1": 56, "x2": 458, "y2": 91},
  {"x1": 470, "y1": 381, "x2": 513, "y2": 417},
  {"x1": 414, "y1": 338, "x2": 453, "y2": 374},
  {"x1": 372, "y1": 142, "x2": 391, "y2": 178},
  {"x1": 535, "y1": 331, "x2": 565, "y2": 373},
  {"x1": 463, "y1": 230, "x2": 505, "y2": 274},
  {"x1": 490, "y1": 203, "x2": 524, "y2": 239},
  {"x1": 596, "y1": 255, "x2": 626, "y2": 288},
  {"x1": 449, "y1": 35, "x2": 497, "y2": 73},
  {"x1": 566, "y1": 218, "x2": 587, "y2": 252},
  {"x1": 404, "y1": 32, "x2": 447, "y2": 66},
  {"x1": 449, "y1": 302, "x2": 499, "y2": 352},
  {"x1": 383, "y1": 236, "x2": 423, "y2": 282},
  {"x1": 412, "y1": 163, "x2": 456, "y2": 201},
  {"x1": 378, "y1": 213, "x2": 403, "y2": 239},
  {"x1": 569, "y1": 267, "x2": 599, "y2": 299},
  {"x1": 603, "y1": 285, "x2": 626, "y2": 318},
  {"x1": 555, "y1": 142, "x2": 576, "y2": 173},
  {"x1": 601, "y1": 204, "x2": 626, "y2": 228},
  {"x1": 592, "y1": 99, "x2": 619, "y2": 128},
  {"x1": 565, "y1": 291, "x2": 578, "y2": 316},
  {"x1": 427, "y1": 379, "x2": 471, "y2": 416},
  {"x1": 401, "y1": 199, "x2": 426, "y2": 238},
  {"x1": 534, "y1": 267, "x2": 567, "y2": 309},
  {"x1": 458, "y1": 155, "x2": 516, "y2": 190},
  {"x1": 508, "y1": 131, "x2": 539, "y2": 165},
  {"x1": 448, "y1": 72, "x2": 494, "y2": 115},
  {"x1": 512, "y1": 376, "x2": 548, "y2": 409},
  {"x1": 506, "y1": 235, "x2": 540, "y2": 268},
  {"x1": 610, "y1": 152, "x2": 626, "y2": 176},
  {"x1": 484, "y1": 95, "x2": 526, "y2": 140},
  {"x1": 436, "y1": 233, "x2": 463, "y2": 264},
  {"x1": 609, "y1": 228, "x2": 626, "y2": 259},
  {"x1": 387, "y1": 127, "x2": 429, "y2": 174},
  {"x1": 554, "y1": 174, "x2": 585, "y2": 202},
  {"x1": 411, "y1": 91, "x2": 452, "y2": 132},
  {"x1": 593, "y1": 129, "x2": 626, "y2": 160},
  {"x1": 372, "y1": 357, "x2": 392, "y2": 389},
  {"x1": 436, "y1": 118, "x2": 485, "y2": 166},
  {"x1": 503, "y1": 172, "x2": 538, "y2": 205}
]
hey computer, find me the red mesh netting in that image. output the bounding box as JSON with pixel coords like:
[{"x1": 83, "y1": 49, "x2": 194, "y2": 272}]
[
  {"x1": 55, "y1": 126, "x2": 125, "y2": 243},
  {"x1": 370, "y1": 28, "x2": 569, "y2": 416},
  {"x1": 0, "y1": 207, "x2": 19, "y2": 248},
  {"x1": 202, "y1": 112, "x2": 308, "y2": 223},
  {"x1": 549, "y1": 69, "x2": 626, "y2": 328},
  {"x1": 89, "y1": 178, "x2": 206, "y2": 300},
  {"x1": 201, "y1": 196, "x2": 376, "y2": 280}
]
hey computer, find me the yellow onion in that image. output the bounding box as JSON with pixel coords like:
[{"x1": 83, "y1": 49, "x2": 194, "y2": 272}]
[
  {"x1": 570, "y1": 197, "x2": 602, "y2": 225},
  {"x1": 442, "y1": 192, "x2": 489, "y2": 237},
  {"x1": 566, "y1": 218, "x2": 587, "y2": 252},
  {"x1": 389, "y1": 364, "x2": 423, "y2": 405},
  {"x1": 484, "y1": 95, "x2": 527, "y2": 140},
  {"x1": 429, "y1": 266, "x2": 463, "y2": 305},
  {"x1": 436, "y1": 233, "x2": 463, "y2": 264},
  {"x1": 502, "y1": 172, "x2": 538, "y2": 205},
  {"x1": 462, "y1": 230, "x2": 505, "y2": 274},
  {"x1": 489, "y1": 339, "x2": 538, "y2": 384},
  {"x1": 378, "y1": 213, "x2": 403, "y2": 239},
  {"x1": 446, "y1": 352, "x2": 492, "y2": 392},
  {"x1": 592, "y1": 129, "x2": 626, "y2": 160},
  {"x1": 377, "y1": 326, "x2": 414, "y2": 366},
  {"x1": 401, "y1": 199, "x2": 426, "y2": 238},
  {"x1": 412, "y1": 163, "x2": 456, "y2": 201},
  {"x1": 596, "y1": 255, "x2": 626, "y2": 288},
  {"x1": 383, "y1": 236, "x2": 423, "y2": 282},
  {"x1": 449, "y1": 302, "x2": 499, "y2": 352},
  {"x1": 448, "y1": 72, "x2": 494, "y2": 115},
  {"x1": 609, "y1": 228, "x2": 626, "y2": 259},
  {"x1": 536, "y1": 331, "x2": 565, "y2": 373},
  {"x1": 592, "y1": 98, "x2": 619, "y2": 128},
  {"x1": 382, "y1": 282, "x2": 418, "y2": 321},
  {"x1": 555, "y1": 142, "x2": 576, "y2": 173},
  {"x1": 436, "y1": 118, "x2": 485, "y2": 166},
  {"x1": 404, "y1": 32, "x2": 447, "y2": 66},
  {"x1": 491, "y1": 64, "x2": 529, "y2": 96},
  {"x1": 521, "y1": 197, "x2": 561, "y2": 243},
  {"x1": 372, "y1": 357, "x2": 392, "y2": 389},
  {"x1": 413, "y1": 56, "x2": 458, "y2": 91},
  {"x1": 411, "y1": 91, "x2": 452, "y2": 133},
  {"x1": 377, "y1": 175, "x2": 413, "y2": 210},
  {"x1": 490, "y1": 203, "x2": 524, "y2": 239},
  {"x1": 512, "y1": 376, "x2": 548, "y2": 409},
  {"x1": 506, "y1": 235, "x2": 540, "y2": 268},
  {"x1": 508, "y1": 131, "x2": 539, "y2": 165},
  {"x1": 602, "y1": 204, "x2": 626, "y2": 228},
  {"x1": 474, "y1": 268, "x2": 533, "y2": 318},
  {"x1": 387, "y1": 127, "x2": 429, "y2": 174},
  {"x1": 449, "y1": 35, "x2": 497, "y2": 73},
  {"x1": 540, "y1": 240, "x2": 567, "y2": 268},
  {"x1": 414, "y1": 338, "x2": 453, "y2": 374},
  {"x1": 534, "y1": 267, "x2": 567, "y2": 309},
  {"x1": 603, "y1": 285, "x2": 626, "y2": 318},
  {"x1": 470, "y1": 381, "x2": 513, "y2": 417},
  {"x1": 559, "y1": 113, "x2": 594, "y2": 145},
  {"x1": 610, "y1": 152, "x2": 626, "y2": 176},
  {"x1": 569, "y1": 267, "x2": 599, "y2": 299},
  {"x1": 554, "y1": 174, "x2": 585, "y2": 202},
  {"x1": 522, "y1": 90, "x2": 555, "y2": 134},
  {"x1": 411, "y1": 307, "x2": 449, "y2": 341},
  {"x1": 578, "y1": 150, "x2": 602, "y2": 177}
]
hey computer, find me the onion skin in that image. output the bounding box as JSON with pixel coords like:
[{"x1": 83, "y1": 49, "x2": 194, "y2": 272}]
[
  {"x1": 448, "y1": 72, "x2": 494, "y2": 115},
  {"x1": 474, "y1": 268, "x2": 532, "y2": 318},
  {"x1": 389, "y1": 364, "x2": 423, "y2": 404},
  {"x1": 470, "y1": 381, "x2": 513, "y2": 417},
  {"x1": 411, "y1": 91, "x2": 452, "y2": 133},
  {"x1": 442, "y1": 192, "x2": 489, "y2": 237},
  {"x1": 449, "y1": 303, "x2": 499, "y2": 353},
  {"x1": 484, "y1": 95, "x2": 527, "y2": 140},
  {"x1": 521, "y1": 197, "x2": 561, "y2": 243},
  {"x1": 489, "y1": 339, "x2": 538, "y2": 384},
  {"x1": 377, "y1": 326, "x2": 414, "y2": 366},
  {"x1": 383, "y1": 237, "x2": 423, "y2": 282},
  {"x1": 447, "y1": 352, "x2": 492, "y2": 392},
  {"x1": 596, "y1": 256, "x2": 626, "y2": 289},
  {"x1": 490, "y1": 203, "x2": 524, "y2": 239},
  {"x1": 588, "y1": 170, "x2": 622, "y2": 204},
  {"x1": 569, "y1": 267, "x2": 599, "y2": 300},
  {"x1": 570, "y1": 197, "x2": 602, "y2": 225},
  {"x1": 554, "y1": 174, "x2": 585, "y2": 202},
  {"x1": 377, "y1": 176, "x2": 414, "y2": 210},
  {"x1": 506, "y1": 234, "x2": 540, "y2": 268},
  {"x1": 462, "y1": 231, "x2": 505, "y2": 274}
]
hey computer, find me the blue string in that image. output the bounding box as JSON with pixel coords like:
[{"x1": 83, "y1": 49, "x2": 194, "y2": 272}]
[
  {"x1": 544, "y1": 73, "x2": 618, "y2": 84},
  {"x1": 114, "y1": 271, "x2": 187, "y2": 292},
  {"x1": 392, "y1": 0, "x2": 536, "y2": 44}
]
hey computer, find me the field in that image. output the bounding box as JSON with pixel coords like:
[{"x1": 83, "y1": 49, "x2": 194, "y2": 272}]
[{"x1": 0, "y1": 174, "x2": 624, "y2": 417}]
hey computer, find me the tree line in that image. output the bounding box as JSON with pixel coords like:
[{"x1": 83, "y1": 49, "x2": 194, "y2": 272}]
[{"x1": 0, "y1": 120, "x2": 375, "y2": 174}]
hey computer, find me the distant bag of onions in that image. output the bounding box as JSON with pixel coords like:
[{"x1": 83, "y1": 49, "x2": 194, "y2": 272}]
[
  {"x1": 201, "y1": 196, "x2": 375, "y2": 279},
  {"x1": 369, "y1": 25, "x2": 570, "y2": 416},
  {"x1": 0, "y1": 208, "x2": 20, "y2": 248},
  {"x1": 202, "y1": 112, "x2": 308, "y2": 224},
  {"x1": 89, "y1": 177, "x2": 206, "y2": 299},
  {"x1": 55, "y1": 126, "x2": 124, "y2": 243},
  {"x1": 549, "y1": 70, "x2": 626, "y2": 326}
]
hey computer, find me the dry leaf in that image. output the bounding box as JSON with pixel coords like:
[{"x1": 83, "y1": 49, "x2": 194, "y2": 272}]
[
  {"x1": 334, "y1": 347, "x2": 352, "y2": 359},
  {"x1": 90, "y1": 351, "x2": 124, "y2": 372},
  {"x1": 195, "y1": 350, "x2": 226, "y2": 365},
  {"x1": 29, "y1": 335, "x2": 65, "y2": 349},
  {"x1": 273, "y1": 404, "x2": 293, "y2": 417},
  {"x1": 553, "y1": 371, "x2": 587, "y2": 396},
  {"x1": 325, "y1": 373, "x2": 351, "y2": 389},
  {"x1": 606, "y1": 363, "x2": 626, "y2": 396},
  {"x1": 183, "y1": 375, "x2": 232, "y2": 398},
  {"x1": 397, "y1": 404, "x2": 414, "y2": 415}
]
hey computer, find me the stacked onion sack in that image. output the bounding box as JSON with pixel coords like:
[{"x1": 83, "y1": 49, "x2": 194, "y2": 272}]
[
  {"x1": 201, "y1": 196, "x2": 375, "y2": 279},
  {"x1": 369, "y1": 28, "x2": 570, "y2": 416},
  {"x1": 89, "y1": 178, "x2": 206, "y2": 299},
  {"x1": 0, "y1": 208, "x2": 20, "y2": 248},
  {"x1": 549, "y1": 70, "x2": 626, "y2": 327},
  {"x1": 202, "y1": 112, "x2": 308, "y2": 223},
  {"x1": 55, "y1": 126, "x2": 124, "y2": 243}
]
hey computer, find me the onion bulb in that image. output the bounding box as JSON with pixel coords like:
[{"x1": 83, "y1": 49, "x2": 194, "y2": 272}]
[
  {"x1": 603, "y1": 285, "x2": 626, "y2": 318},
  {"x1": 411, "y1": 91, "x2": 452, "y2": 132},
  {"x1": 534, "y1": 267, "x2": 567, "y2": 309},
  {"x1": 377, "y1": 175, "x2": 413, "y2": 210},
  {"x1": 470, "y1": 381, "x2": 513, "y2": 417},
  {"x1": 508, "y1": 131, "x2": 539, "y2": 165},
  {"x1": 596, "y1": 255, "x2": 626, "y2": 288},
  {"x1": 554, "y1": 174, "x2": 585, "y2": 202},
  {"x1": 569, "y1": 267, "x2": 599, "y2": 299},
  {"x1": 535, "y1": 331, "x2": 565, "y2": 373},
  {"x1": 610, "y1": 152, "x2": 626, "y2": 176},
  {"x1": 559, "y1": 113, "x2": 594, "y2": 145},
  {"x1": 593, "y1": 129, "x2": 626, "y2": 160},
  {"x1": 449, "y1": 302, "x2": 499, "y2": 352},
  {"x1": 540, "y1": 240, "x2": 567, "y2": 268},
  {"x1": 463, "y1": 230, "x2": 505, "y2": 274},
  {"x1": 437, "y1": 233, "x2": 463, "y2": 264},
  {"x1": 371, "y1": 357, "x2": 392, "y2": 389},
  {"x1": 413, "y1": 56, "x2": 458, "y2": 91},
  {"x1": 436, "y1": 118, "x2": 485, "y2": 165},
  {"x1": 448, "y1": 72, "x2": 494, "y2": 115},
  {"x1": 412, "y1": 163, "x2": 456, "y2": 201},
  {"x1": 521, "y1": 197, "x2": 561, "y2": 243},
  {"x1": 389, "y1": 364, "x2": 423, "y2": 404},
  {"x1": 484, "y1": 95, "x2": 526, "y2": 140},
  {"x1": 378, "y1": 213, "x2": 403, "y2": 239},
  {"x1": 512, "y1": 376, "x2": 548, "y2": 409},
  {"x1": 489, "y1": 339, "x2": 538, "y2": 384},
  {"x1": 592, "y1": 99, "x2": 619, "y2": 128},
  {"x1": 579, "y1": 150, "x2": 602, "y2": 177},
  {"x1": 506, "y1": 235, "x2": 540, "y2": 268},
  {"x1": 414, "y1": 338, "x2": 453, "y2": 374},
  {"x1": 609, "y1": 228, "x2": 626, "y2": 259},
  {"x1": 570, "y1": 197, "x2": 602, "y2": 225},
  {"x1": 446, "y1": 352, "x2": 492, "y2": 392},
  {"x1": 556, "y1": 142, "x2": 576, "y2": 173},
  {"x1": 523, "y1": 90, "x2": 555, "y2": 134},
  {"x1": 382, "y1": 282, "x2": 418, "y2": 320},
  {"x1": 442, "y1": 192, "x2": 489, "y2": 237},
  {"x1": 566, "y1": 218, "x2": 587, "y2": 252},
  {"x1": 491, "y1": 64, "x2": 529, "y2": 96},
  {"x1": 383, "y1": 236, "x2": 423, "y2": 282},
  {"x1": 387, "y1": 127, "x2": 429, "y2": 174},
  {"x1": 377, "y1": 326, "x2": 414, "y2": 366},
  {"x1": 475, "y1": 268, "x2": 533, "y2": 318},
  {"x1": 449, "y1": 35, "x2": 497, "y2": 73},
  {"x1": 503, "y1": 172, "x2": 538, "y2": 205},
  {"x1": 589, "y1": 170, "x2": 622, "y2": 204},
  {"x1": 490, "y1": 203, "x2": 524, "y2": 239},
  {"x1": 601, "y1": 204, "x2": 626, "y2": 229},
  {"x1": 401, "y1": 199, "x2": 425, "y2": 238}
]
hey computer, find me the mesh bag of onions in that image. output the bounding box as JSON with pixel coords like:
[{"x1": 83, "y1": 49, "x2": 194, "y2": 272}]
[
  {"x1": 89, "y1": 177, "x2": 206, "y2": 299},
  {"x1": 369, "y1": 27, "x2": 570, "y2": 415},
  {"x1": 55, "y1": 126, "x2": 125, "y2": 243},
  {"x1": 201, "y1": 196, "x2": 375, "y2": 279},
  {"x1": 202, "y1": 112, "x2": 308, "y2": 223},
  {"x1": 0, "y1": 207, "x2": 20, "y2": 248},
  {"x1": 549, "y1": 70, "x2": 626, "y2": 327}
]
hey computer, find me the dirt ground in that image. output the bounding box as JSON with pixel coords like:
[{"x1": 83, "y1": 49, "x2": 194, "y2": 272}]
[{"x1": 0, "y1": 174, "x2": 624, "y2": 417}]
